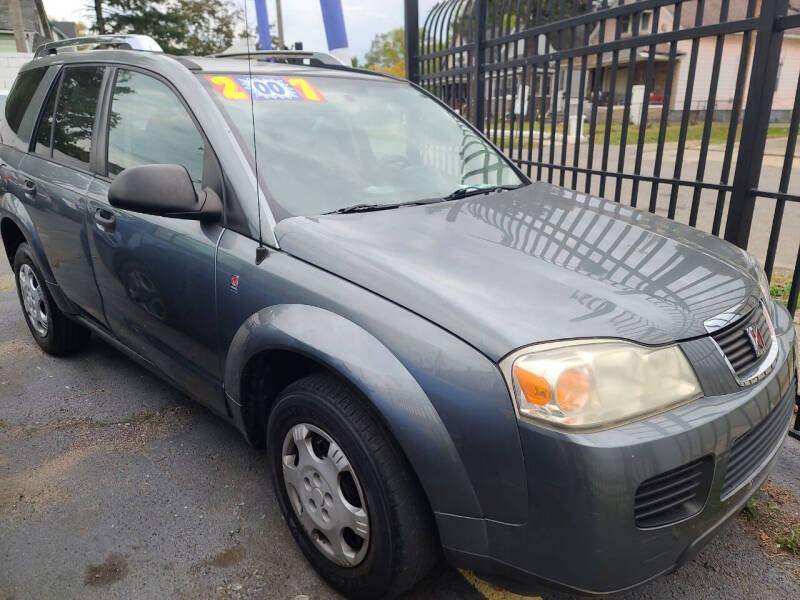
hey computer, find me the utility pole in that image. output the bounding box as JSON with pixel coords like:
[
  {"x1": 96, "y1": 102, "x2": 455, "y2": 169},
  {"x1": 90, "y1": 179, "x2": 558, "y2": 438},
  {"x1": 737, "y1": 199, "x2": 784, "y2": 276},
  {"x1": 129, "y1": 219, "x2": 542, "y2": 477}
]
[
  {"x1": 8, "y1": 0, "x2": 28, "y2": 52},
  {"x1": 34, "y1": 0, "x2": 53, "y2": 40},
  {"x1": 276, "y1": 0, "x2": 285, "y2": 49}
]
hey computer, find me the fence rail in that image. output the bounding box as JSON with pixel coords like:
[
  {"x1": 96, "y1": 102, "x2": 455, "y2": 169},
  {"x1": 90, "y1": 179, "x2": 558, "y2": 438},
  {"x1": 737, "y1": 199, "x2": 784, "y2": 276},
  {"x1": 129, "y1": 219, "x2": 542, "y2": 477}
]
[{"x1": 406, "y1": 0, "x2": 800, "y2": 437}]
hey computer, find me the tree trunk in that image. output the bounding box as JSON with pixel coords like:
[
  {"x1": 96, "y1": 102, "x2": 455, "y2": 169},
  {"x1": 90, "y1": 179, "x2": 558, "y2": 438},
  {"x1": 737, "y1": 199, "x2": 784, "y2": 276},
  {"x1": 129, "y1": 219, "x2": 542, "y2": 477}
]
[
  {"x1": 8, "y1": 0, "x2": 28, "y2": 52},
  {"x1": 33, "y1": 0, "x2": 53, "y2": 39},
  {"x1": 95, "y1": 0, "x2": 106, "y2": 34}
]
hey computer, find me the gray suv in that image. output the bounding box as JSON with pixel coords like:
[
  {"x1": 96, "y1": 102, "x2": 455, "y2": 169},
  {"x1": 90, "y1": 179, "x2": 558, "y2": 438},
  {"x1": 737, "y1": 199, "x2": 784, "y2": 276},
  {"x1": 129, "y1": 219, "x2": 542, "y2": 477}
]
[{"x1": 1, "y1": 35, "x2": 797, "y2": 599}]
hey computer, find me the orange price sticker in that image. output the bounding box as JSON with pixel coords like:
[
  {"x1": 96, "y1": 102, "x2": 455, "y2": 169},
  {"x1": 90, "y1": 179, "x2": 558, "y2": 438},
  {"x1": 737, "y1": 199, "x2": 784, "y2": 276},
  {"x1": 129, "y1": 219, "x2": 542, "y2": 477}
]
[{"x1": 287, "y1": 78, "x2": 327, "y2": 102}]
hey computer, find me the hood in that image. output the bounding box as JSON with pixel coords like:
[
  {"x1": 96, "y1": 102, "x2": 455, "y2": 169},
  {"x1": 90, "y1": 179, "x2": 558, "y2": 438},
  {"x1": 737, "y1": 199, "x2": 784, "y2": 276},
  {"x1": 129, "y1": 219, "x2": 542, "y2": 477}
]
[{"x1": 275, "y1": 182, "x2": 761, "y2": 360}]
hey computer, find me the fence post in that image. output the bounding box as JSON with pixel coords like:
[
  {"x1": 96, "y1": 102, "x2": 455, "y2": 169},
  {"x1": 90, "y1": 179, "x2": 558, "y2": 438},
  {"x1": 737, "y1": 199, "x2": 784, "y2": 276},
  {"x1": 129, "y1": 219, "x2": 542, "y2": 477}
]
[
  {"x1": 404, "y1": 0, "x2": 419, "y2": 84},
  {"x1": 473, "y1": 0, "x2": 488, "y2": 132},
  {"x1": 724, "y1": 0, "x2": 789, "y2": 248}
]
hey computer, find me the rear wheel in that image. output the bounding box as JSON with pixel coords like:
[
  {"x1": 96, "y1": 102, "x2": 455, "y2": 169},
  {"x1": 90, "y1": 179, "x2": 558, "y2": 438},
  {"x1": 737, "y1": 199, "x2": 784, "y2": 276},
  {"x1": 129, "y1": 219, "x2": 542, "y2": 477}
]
[
  {"x1": 267, "y1": 373, "x2": 438, "y2": 600},
  {"x1": 13, "y1": 243, "x2": 90, "y2": 355}
]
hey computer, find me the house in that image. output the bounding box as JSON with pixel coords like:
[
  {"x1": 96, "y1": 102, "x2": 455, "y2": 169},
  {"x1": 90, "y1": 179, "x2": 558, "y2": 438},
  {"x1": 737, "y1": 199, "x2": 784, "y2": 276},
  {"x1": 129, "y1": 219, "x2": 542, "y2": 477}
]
[
  {"x1": 0, "y1": 1, "x2": 76, "y2": 90},
  {"x1": 580, "y1": 0, "x2": 800, "y2": 121},
  {"x1": 0, "y1": 0, "x2": 50, "y2": 53}
]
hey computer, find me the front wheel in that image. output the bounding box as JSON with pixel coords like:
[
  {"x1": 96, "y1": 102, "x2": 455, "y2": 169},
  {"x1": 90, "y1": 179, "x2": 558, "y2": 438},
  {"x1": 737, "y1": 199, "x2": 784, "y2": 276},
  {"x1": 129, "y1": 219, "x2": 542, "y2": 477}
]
[{"x1": 267, "y1": 373, "x2": 438, "y2": 600}]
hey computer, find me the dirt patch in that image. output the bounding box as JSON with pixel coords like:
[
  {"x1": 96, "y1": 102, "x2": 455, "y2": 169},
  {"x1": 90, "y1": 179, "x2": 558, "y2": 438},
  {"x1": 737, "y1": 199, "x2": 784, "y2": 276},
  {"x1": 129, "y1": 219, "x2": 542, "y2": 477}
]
[
  {"x1": 0, "y1": 407, "x2": 190, "y2": 523},
  {"x1": 740, "y1": 480, "x2": 800, "y2": 559},
  {"x1": 109, "y1": 407, "x2": 191, "y2": 452},
  {"x1": 0, "y1": 443, "x2": 99, "y2": 520},
  {"x1": 84, "y1": 553, "x2": 129, "y2": 586},
  {"x1": 197, "y1": 544, "x2": 246, "y2": 569},
  {"x1": 11, "y1": 406, "x2": 190, "y2": 450},
  {"x1": 0, "y1": 273, "x2": 14, "y2": 291},
  {"x1": 0, "y1": 340, "x2": 30, "y2": 357},
  {"x1": 0, "y1": 584, "x2": 15, "y2": 600}
]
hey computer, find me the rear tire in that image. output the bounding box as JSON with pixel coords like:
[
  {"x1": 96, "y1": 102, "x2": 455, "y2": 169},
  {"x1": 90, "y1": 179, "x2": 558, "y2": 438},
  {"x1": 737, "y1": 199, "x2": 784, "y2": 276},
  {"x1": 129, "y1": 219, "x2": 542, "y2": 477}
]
[
  {"x1": 267, "y1": 373, "x2": 438, "y2": 600},
  {"x1": 13, "y1": 243, "x2": 90, "y2": 356}
]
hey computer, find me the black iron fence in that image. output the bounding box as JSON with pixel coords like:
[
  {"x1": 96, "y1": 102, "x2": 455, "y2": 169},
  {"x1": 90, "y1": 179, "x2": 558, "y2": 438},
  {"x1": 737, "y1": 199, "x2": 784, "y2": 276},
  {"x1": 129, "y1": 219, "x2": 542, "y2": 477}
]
[
  {"x1": 405, "y1": 0, "x2": 799, "y2": 316},
  {"x1": 404, "y1": 0, "x2": 800, "y2": 436}
]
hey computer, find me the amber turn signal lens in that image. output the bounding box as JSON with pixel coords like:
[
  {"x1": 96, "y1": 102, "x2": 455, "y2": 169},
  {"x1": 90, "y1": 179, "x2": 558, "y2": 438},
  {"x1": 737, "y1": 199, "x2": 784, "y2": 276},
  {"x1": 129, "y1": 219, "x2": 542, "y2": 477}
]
[
  {"x1": 556, "y1": 369, "x2": 590, "y2": 412},
  {"x1": 514, "y1": 366, "x2": 552, "y2": 405}
]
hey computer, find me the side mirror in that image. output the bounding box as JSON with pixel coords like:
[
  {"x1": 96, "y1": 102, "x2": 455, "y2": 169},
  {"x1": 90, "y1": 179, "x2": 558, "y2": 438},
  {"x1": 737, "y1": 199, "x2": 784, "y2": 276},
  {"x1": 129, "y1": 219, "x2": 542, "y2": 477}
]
[{"x1": 108, "y1": 163, "x2": 222, "y2": 222}]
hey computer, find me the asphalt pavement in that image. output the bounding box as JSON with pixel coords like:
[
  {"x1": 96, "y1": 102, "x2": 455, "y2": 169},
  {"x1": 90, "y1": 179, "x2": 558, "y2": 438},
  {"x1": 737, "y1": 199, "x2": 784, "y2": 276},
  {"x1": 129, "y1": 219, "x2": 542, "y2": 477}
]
[{"x1": 1, "y1": 254, "x2": 799, "y2": 600}]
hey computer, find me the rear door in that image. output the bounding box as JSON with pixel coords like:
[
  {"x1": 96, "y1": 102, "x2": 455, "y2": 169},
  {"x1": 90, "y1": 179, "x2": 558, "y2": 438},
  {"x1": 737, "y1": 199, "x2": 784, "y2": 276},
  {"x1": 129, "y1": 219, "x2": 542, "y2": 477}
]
[
  {"x1": 86, "y1": 67, "x2": 225, "y2": 410},
  {"x1": 18, "y1": 65, "x2": 107, "y2": 323}
]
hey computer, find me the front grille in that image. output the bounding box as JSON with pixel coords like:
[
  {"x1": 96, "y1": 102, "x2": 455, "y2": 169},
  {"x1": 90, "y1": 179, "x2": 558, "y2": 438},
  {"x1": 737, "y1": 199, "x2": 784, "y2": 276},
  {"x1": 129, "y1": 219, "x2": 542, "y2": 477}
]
[
  {"x1": 721, "y1": 389, "x2": 794, "y2": 498},
  {"x1": 711, "y1": 305, "x2": 772, "y2": 378},
  {"x1": 634, "y1": 456, "x2": 714, "y2": 528}
]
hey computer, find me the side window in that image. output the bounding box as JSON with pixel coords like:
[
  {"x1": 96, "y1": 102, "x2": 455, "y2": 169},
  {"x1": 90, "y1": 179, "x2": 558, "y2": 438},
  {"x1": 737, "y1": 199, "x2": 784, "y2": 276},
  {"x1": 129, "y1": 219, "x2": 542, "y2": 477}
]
[
  {"x1": 34, "y1": 75, "x2": 58, "y2": 157},
  {"x1": 52, "y1": 66, "x2": 105, "y2": 168},
  {"x1": 2, "y1": 67, "x2": 48, "y2": 148},
  {"x1": 107, "y1": 69, "x2": 205, "y2": 183}
]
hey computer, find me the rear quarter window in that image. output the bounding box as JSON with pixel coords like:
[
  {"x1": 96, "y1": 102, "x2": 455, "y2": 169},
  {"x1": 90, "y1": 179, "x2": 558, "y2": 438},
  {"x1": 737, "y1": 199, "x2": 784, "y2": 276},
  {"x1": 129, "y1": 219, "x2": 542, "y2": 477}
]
[{"x1": 1, "y1": 67, "x2": 48, "y2": 150}]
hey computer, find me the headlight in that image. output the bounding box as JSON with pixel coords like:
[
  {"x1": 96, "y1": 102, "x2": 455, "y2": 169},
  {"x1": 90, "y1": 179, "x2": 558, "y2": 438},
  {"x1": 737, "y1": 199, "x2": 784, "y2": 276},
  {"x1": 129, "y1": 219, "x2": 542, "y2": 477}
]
[{"x1": 502, "y1": 340, "x2": 703, "y2": 431}]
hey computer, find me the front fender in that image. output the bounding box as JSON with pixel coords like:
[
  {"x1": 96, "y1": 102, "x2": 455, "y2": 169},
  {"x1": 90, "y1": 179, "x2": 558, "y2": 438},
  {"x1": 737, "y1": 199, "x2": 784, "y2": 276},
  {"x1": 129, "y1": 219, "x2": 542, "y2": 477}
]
[
  {"x1": 0, "y1": 193, "x2": 77, "y2": 315},
  {"x1": 223, "y1": 303, "x2": 484, "y2": 519}
]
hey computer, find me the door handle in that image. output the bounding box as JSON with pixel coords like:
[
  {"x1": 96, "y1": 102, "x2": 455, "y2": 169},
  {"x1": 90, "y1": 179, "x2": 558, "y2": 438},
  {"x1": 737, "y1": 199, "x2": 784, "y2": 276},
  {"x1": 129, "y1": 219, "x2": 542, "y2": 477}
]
[
  {"x1": 94, "y1": 208, "x2": 116, "y2": 231},
  {"x1": 23, "y1": 179, "x2": 36, "y2": 197}
]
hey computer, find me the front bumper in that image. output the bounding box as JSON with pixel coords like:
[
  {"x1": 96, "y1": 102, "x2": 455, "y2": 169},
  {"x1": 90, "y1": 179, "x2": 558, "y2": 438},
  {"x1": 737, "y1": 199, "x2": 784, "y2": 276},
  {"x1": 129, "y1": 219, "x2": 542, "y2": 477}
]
[{"x1": 438, "y1": 303, "x2": 798, "y2": 596}]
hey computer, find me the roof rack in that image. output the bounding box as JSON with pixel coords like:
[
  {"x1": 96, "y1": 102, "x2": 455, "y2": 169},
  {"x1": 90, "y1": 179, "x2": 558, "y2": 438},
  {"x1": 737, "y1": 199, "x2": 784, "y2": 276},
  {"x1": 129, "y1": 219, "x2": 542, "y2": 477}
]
[
  {"x1": 214, "y1": 50, "x2": 344, "y2": 67},
  {"x1": 34, "y1": 34, "x2": 163, "y2": 58}
]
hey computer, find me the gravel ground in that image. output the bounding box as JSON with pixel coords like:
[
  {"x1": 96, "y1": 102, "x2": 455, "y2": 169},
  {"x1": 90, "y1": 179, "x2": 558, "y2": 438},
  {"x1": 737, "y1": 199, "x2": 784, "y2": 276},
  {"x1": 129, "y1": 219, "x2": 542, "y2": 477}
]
[{"x1": 0, "y1": 256, "x2": 798, "y2": 600}]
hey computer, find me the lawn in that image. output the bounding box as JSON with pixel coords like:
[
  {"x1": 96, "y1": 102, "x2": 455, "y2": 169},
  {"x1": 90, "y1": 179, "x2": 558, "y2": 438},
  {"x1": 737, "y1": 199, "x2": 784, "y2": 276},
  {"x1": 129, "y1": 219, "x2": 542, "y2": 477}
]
[
  {"x1": 769, "y1": 271, "x2": 796, "y2": 308},
  {"x1": 493, "y1": 120, "x2": 791, "y2": 147}
]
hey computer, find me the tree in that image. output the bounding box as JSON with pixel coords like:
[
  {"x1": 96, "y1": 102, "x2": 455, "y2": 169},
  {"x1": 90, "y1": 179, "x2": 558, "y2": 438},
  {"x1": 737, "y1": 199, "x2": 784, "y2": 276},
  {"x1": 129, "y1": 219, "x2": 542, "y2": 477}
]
[
  {"x1": 364, "y1": 28, "x2": 404, "y2": 69},
  {"x1": 97, "y1": 0, "x2": 240, "y2": 55},
  {"x1": 92, "y1": 0, "x2": 105, "y2": 33}
]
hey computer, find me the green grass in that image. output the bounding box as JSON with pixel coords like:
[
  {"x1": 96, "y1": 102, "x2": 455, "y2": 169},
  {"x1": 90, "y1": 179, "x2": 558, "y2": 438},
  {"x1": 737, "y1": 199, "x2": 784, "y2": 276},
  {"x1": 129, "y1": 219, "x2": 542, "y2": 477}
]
[
  {"x1": 778, "y1": 528, "x2": 800, "y2": 555},
  {"x1": 769, "y1": 272, "x2": 795, "y2": 308},
  {"x1": 495, "y1": 120, "x2": 790, "y2": 147},
  {"x1": 591, "y1": 122, "x2": 789, "y2": 146}
]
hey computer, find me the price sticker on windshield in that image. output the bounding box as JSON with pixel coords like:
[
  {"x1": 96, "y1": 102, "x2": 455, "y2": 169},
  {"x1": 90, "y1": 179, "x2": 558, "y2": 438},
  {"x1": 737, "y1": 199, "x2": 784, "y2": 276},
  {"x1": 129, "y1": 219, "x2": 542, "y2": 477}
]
[{"x1": 207, "y1": 76, "x2": 326, "y2": 102}]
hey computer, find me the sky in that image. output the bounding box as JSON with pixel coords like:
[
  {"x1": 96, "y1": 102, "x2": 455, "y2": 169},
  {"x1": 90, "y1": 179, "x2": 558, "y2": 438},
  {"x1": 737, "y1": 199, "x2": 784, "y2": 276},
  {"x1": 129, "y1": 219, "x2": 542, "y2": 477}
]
[{"x1": 43, "y1": 0, "x2": 440, "y2": 62}]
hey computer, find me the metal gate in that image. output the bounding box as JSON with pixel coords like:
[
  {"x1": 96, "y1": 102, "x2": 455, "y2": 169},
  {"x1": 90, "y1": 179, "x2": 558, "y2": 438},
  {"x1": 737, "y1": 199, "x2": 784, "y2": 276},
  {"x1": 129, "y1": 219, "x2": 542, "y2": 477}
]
[{"x1": 405, "y1": 0, "x2": 800, "y2": 319}]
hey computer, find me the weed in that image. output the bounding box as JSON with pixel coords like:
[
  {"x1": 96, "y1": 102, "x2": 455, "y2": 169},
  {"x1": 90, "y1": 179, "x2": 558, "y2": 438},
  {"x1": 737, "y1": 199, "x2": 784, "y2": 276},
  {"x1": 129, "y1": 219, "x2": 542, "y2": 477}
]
[
  {"x1": 778, "y1": 528, "x2": 800, "y2": 555},
  {"x1": 745, "y1": 493, "x2": 762, "y2": 518}
]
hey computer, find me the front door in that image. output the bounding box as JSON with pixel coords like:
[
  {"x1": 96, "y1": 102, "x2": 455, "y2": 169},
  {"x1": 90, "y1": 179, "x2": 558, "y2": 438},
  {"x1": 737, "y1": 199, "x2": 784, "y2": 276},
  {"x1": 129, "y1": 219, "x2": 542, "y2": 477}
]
[{"x1": 86, "y1": 67, "x2": 225, "y2": 411}]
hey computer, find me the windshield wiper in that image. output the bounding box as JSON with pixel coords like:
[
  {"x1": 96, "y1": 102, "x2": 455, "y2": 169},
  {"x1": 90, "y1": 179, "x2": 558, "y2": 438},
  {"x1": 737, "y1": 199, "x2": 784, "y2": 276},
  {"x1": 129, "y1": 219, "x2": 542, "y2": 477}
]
[
  {"x1": 325, "y1": 185, "x2": 524, "y2": 215},
  {"x1": 442, "y1": 184, "x2": 522, "y2": 201},
  {"x1": 324, "y1": 198, "x2": 443, "y2": 215},
  {"x1": 324, "y1": 203, "x2": 397, "y2": 215}
]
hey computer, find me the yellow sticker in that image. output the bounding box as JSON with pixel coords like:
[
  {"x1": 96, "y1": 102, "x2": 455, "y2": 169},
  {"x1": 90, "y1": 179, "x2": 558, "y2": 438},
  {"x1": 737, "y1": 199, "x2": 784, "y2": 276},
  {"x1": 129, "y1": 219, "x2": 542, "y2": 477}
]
[{"x1": 207, "y1": 75, "x2": 250, "y2": 100}]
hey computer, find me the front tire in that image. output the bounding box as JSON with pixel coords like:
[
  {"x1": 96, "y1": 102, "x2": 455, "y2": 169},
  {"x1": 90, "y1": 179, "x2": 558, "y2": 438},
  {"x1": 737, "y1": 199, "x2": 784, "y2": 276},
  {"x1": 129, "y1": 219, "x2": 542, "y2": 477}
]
[
  {"x1": 13, "y1": 243, "x2": 90, "y2": 356},
  {"x1": 267, "y1": 373, "x2": 438, "y2": 600}
]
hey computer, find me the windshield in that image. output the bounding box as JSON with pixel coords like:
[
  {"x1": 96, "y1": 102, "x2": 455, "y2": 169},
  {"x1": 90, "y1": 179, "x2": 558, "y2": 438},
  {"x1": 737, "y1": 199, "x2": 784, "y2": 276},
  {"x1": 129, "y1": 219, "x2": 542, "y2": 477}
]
[{"x1": 202, "y1": 73, "x2": 523, "y2": 218}]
